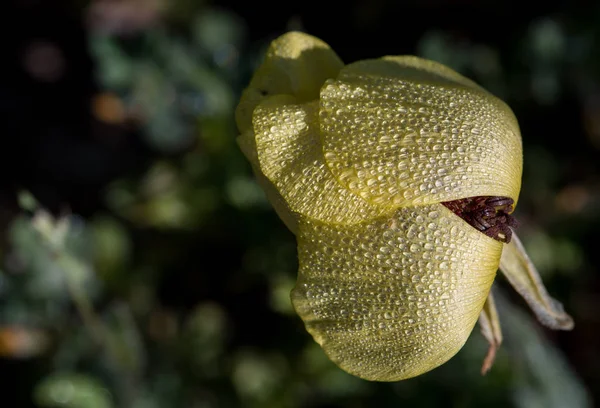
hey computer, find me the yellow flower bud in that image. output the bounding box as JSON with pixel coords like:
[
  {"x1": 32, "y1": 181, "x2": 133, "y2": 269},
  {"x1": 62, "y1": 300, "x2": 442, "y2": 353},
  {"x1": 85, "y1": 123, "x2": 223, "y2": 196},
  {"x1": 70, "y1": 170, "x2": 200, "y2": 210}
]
[{"x1": 236, "y1": 31, "x2": 574, "y2": 381}]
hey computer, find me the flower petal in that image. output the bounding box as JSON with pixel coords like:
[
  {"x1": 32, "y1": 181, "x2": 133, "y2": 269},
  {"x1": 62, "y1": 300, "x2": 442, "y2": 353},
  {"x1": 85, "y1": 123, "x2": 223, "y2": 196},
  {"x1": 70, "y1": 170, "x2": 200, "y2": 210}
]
[
  {"x1": 235, "y1": 31, "x2": 344, "y2": 134},
  {"x1": 237, "y1": 131, "x2": 299, "y2": 234},
  {"x1": 253, "y1": 96, "x2": 388, "y2": 225},
  {"x1": 499, "y1": 233, "x2": 574, "y2": 330},
  {"x1": 291, "y1": 203, "x2": 503, "y2": 381},
  {"x1": 320, "y1": 56, "x2": 523, "y2": 210}
]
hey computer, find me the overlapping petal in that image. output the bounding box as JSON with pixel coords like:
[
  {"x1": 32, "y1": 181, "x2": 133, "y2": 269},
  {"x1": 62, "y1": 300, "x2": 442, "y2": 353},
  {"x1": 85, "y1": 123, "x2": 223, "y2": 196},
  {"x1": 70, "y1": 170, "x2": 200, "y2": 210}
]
[
  {"x1": 253, "y1": 96, "x2": 389, "y2": 225},
  {"x1": 235, "y1": 32, "x2": 344, "y2": 134},
  {"x1": 291, "y1": 203, "x2": 502, "y2": 381},
  {"x1": 320, "y1": 57, "x2": 523, "y2": 209}
]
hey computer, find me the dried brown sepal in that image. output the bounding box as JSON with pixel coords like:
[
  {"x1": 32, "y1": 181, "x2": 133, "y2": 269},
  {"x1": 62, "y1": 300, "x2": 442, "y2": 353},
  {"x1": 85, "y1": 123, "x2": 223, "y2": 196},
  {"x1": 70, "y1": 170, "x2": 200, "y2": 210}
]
[
  {"x1": 478, "y1": 291, "x2": 503, "y2": 375},
  {"x1": 442, "y1": 196, "x2": 519, "y2": 243}
]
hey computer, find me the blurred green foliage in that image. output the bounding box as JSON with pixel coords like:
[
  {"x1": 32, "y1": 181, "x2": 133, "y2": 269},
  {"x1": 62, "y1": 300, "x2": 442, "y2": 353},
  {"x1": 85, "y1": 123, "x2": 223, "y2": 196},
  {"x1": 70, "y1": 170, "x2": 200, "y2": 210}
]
[{"x1": 0, "y1": 1, "x2": 597, "y2": 407}]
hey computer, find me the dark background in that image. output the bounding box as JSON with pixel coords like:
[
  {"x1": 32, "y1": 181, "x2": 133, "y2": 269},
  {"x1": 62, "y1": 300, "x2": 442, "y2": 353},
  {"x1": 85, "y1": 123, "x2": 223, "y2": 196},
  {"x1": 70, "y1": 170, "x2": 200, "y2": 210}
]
[{"x1": 0, "y1": 0, "x2": 598, "y2": 407}]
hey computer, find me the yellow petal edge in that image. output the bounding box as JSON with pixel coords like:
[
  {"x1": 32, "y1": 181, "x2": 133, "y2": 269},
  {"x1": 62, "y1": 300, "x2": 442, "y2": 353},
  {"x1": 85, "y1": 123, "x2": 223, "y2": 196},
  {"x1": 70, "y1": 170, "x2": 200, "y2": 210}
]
[{"x1": 237, "y1": 130, "x2": 299, "y2": 234}]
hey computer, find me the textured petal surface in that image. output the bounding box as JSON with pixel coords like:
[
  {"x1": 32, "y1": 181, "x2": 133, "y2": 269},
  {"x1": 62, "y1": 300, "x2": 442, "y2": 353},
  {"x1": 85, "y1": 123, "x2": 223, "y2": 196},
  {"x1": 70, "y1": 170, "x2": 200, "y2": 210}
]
[
  {"x1": 235, "y1": 31, "x2": 344, "y2": 134},
  {"x1": 291, "y1": 203, "x2": 502, "y2": 381},
  {"x1": 237, "y1": 131, "x2": 299, "y2": 234},
  {"x1": 253, "y1": 96, "x2": 388, "y2": 225},
  {"x1": 320, "y1": 57, "x2": 523, "y2": 209},
  {"x1": 499, "y1": 233, "x2": 574, "y2": 330}
]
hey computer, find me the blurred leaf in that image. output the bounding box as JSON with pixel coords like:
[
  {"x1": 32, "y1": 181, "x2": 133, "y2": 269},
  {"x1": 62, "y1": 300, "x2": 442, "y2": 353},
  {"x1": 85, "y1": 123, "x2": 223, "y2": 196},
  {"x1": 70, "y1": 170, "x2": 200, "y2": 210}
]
[
  {"x1": 34, "y1": 373, "x2": 114, "y2": 408},
  {"x1": 417, "y1": 31, "x2": 469, "y2": 73},
  {"x1": 529, "y1": 18, "x2": 566, "y2": 62},
  {"x1": 105, "y1": 162, "x2": 219, "y2": 229},
  {"x1": 103, "y1": 304, "x2": 146, "y2": 376},
  {"x1": 8, "y1": 215, "x2": 69, "y2": 302},
  {"x1": 89, "y1": 35, "x2": 135, "y2": 89},
  {"x1": 193, "y1": 9, "x2": 245, "y2": 52},
  {"x1": 181, "y1": 302, "x2": 228, "y2": 377},
  {"x1": 165, "y1": 0, "x2": 206, "y2": 23},
  {"x1": 17, "y1": 190, "x2": 39, "y2": 212},
  {"x1": 131, "y1": 62, "x2": 195, "y2": 153},
  {"x1": 268, "y1": 274, "x2": 295, "y2": 315},
  {"x1": 91, "y1": 215, "x2": 131, "y2": 285},
  {"x1": 231, "y1": 350, "x2": 288, "y2": 403},
  {"x1": 497, "y1": 292, "x2": 591, "y2": 408},
  {"x1": 192, "y1": 8, "x2": 245, "y2": 70},
  {"x1": 225, "y1": 175, "x2": 268, "y2": 209}
]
